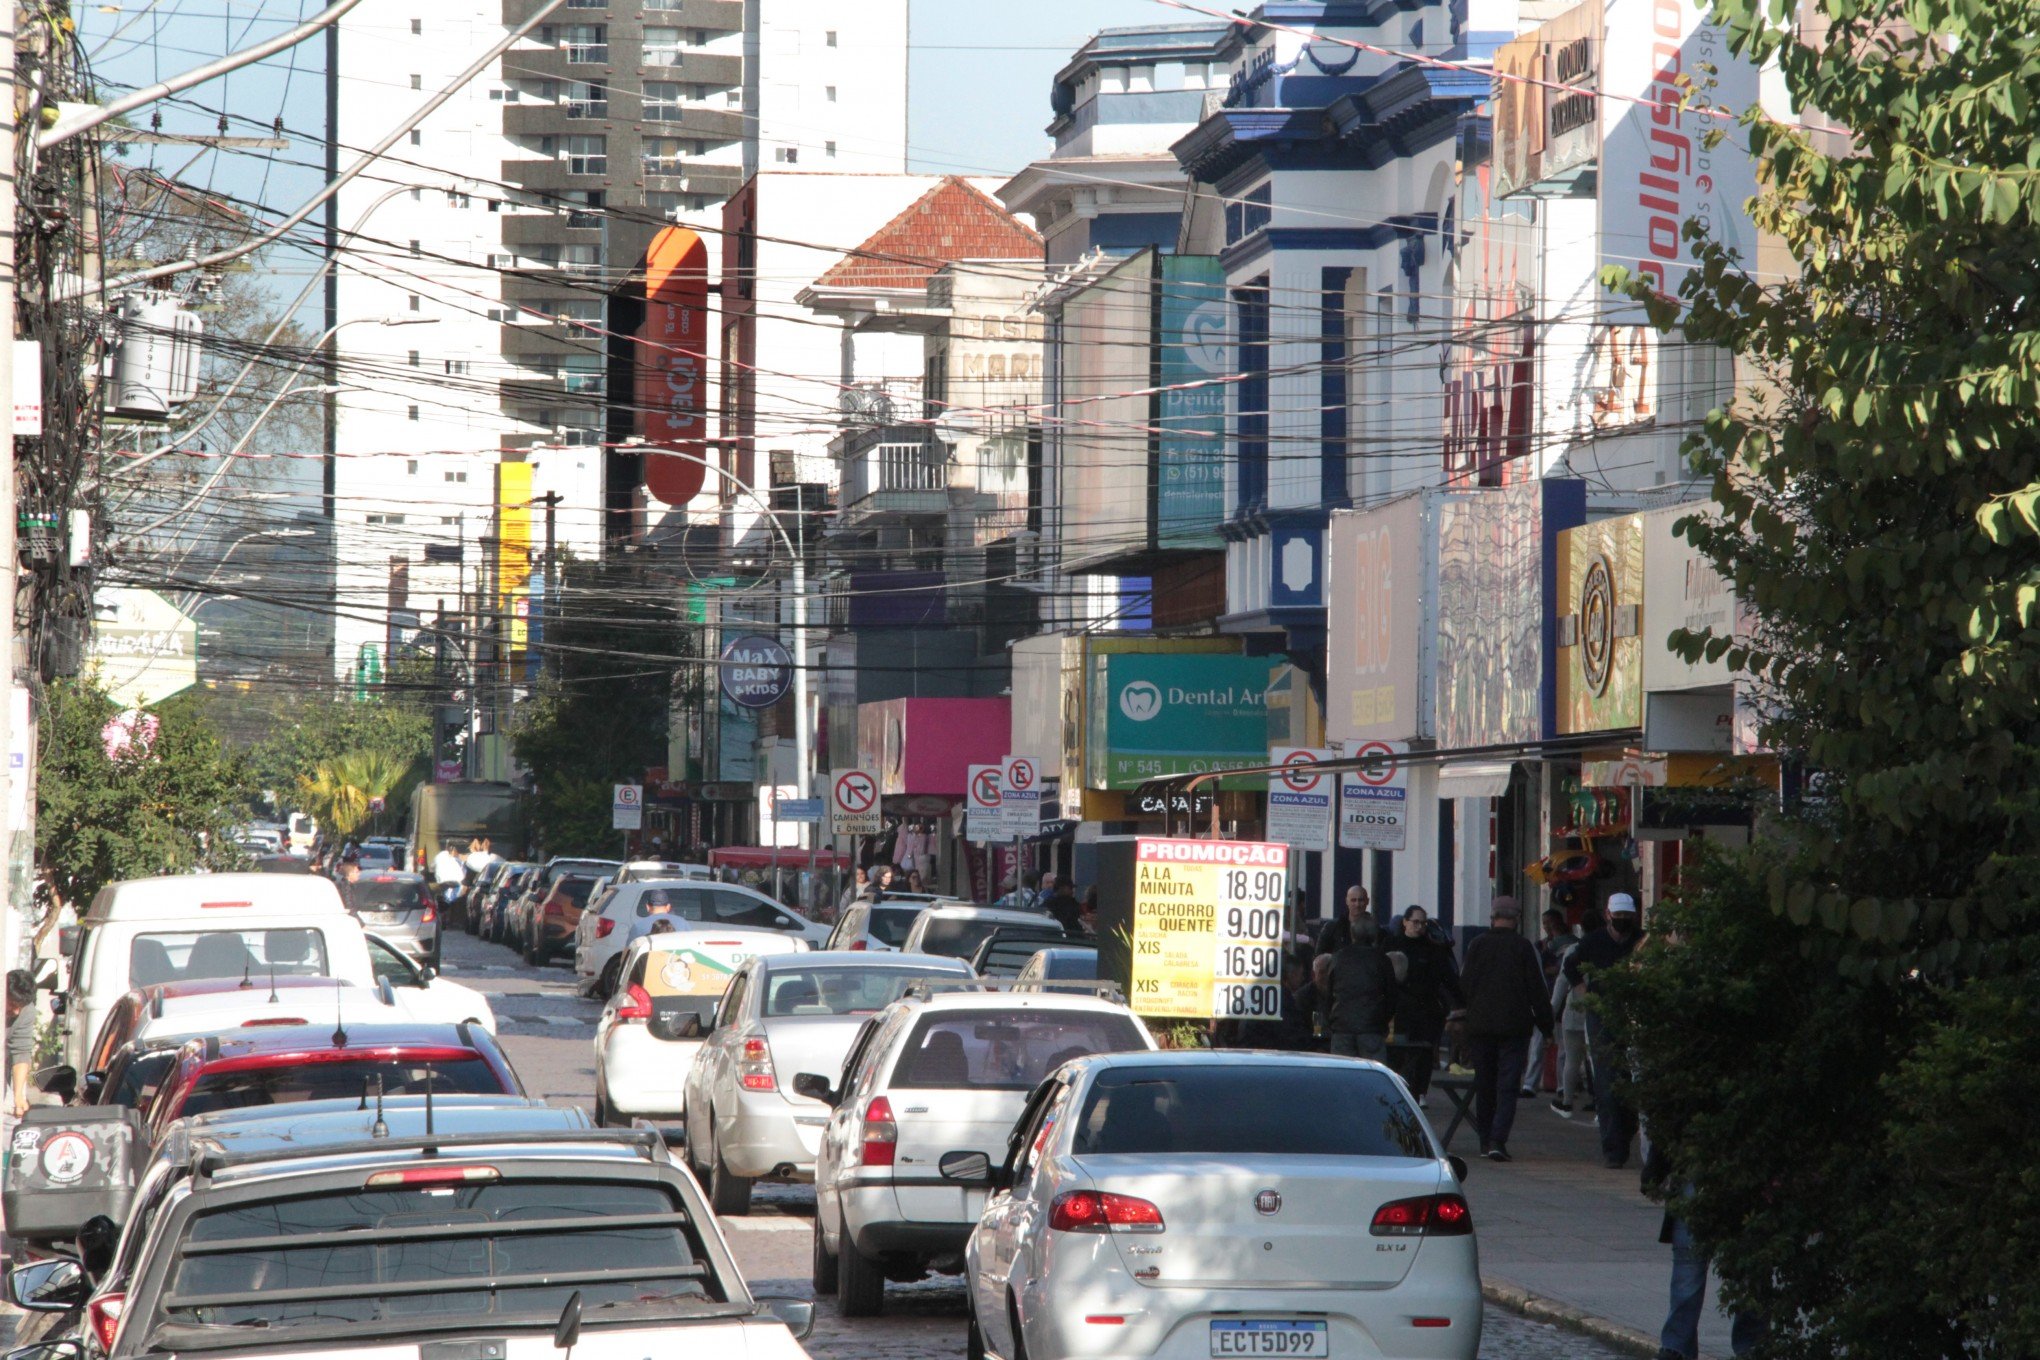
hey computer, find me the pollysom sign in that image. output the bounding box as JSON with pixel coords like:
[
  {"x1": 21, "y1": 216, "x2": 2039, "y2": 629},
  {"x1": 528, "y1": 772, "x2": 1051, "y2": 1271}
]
[{"x1": 1338, "y1": 740, "x2": 1407, "y2": 852}]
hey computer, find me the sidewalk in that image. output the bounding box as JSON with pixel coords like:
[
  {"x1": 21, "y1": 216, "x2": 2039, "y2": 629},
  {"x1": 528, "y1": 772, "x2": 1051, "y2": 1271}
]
[{"x1": 1432, "y1": 1080, "x2": 1740, "y2": 1360}]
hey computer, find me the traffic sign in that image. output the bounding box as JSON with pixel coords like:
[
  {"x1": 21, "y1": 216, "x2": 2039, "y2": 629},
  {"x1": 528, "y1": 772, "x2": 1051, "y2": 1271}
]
[
  {"x1": 612, "y1": 783, "x2": 644, "y2": 831},
  {"x1": 830, "y1": 768, "x2": 882, "y2": 837},
  {"x1": 1338, "y1": 740, "x2": 1406, "y2": 851},
  {"x1": 775, "y1": 798, "x2": 825, "y2": 824},
  {"x1": 998, "y1": 755, "x2": 1041, "y2": 839},
  {"x1": 1267, "y1": 746, "x2": 1334, "y2": 852},
  {"x1": 1004, "y1": 756, "x2": 1037, "y2": 792},
  {"x1": 966, "y1": 764, "x2": 1005, "y2": 843}
]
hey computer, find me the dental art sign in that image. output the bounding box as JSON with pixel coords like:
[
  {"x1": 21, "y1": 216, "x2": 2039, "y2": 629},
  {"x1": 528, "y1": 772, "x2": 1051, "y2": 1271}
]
[{"x1": 1092, "y1": 652, "x2": 1282, "y2": 790}]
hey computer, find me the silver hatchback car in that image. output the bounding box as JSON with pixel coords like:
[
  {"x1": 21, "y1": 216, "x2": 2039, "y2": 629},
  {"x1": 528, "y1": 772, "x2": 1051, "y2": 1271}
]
[{"x1": 340, "y1": 871, "x2": 440, "y2": 964}]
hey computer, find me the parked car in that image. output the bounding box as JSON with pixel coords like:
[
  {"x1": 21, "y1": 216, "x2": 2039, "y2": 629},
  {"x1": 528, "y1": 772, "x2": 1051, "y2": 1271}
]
[
  {"x1": 502, "y1": 857, "x2": 619, "y2": 952},
  {"x1": 363, "y1": 930, "x2": 498, "y2": 1031},
  {"x1": 897, "y1": 905, "x2": 1059, "y2": 963},
  {"x1": 479, "y1": 862, "x2": 536, "y2": 941},
  {"x1": 5, "y1": 1096, "x2": 817, "y2": 1360},
  {"x1": 1013, "y1": 945, "x2": 1104, "y2": 993},
  {"x1": 465, "y1": 858, "x2": 515, "y2": 935},
  {"x1": 140, "y1": 1020, "x2": 521, "y2": 1138},
  {"x1": 618, "y1": 859, "x2": 715, "y2": 883},
  {"x1": 958, "y1": 1052, "x2": 1479, "y2": 1360},
  {"x1": 824, "y1": 898, "x2": 952, "y2": 953},
  {"x1": 338, "y1": 870, "x2": 440, "y2": 964},
  {"x1": 682, "y1": 952, "x2": 974, "y2": 1215},
  {"x1": 968, "y1": 925, "x2": 1082, "y2": 978},
  {"x1": 524, "y1": 872, "x2": 603, "y2": 966},
  {"x1": 803, "y1": 984, "x2": 1157, "y2": 1314}
]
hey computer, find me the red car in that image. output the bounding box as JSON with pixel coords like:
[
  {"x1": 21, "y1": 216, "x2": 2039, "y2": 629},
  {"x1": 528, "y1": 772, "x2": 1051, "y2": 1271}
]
[
  {"x1": 142, "y1": 1021, "x2": 521, "y2": 1138},
  {"x1": 524, "y1": 874, "x2": 600, "y2": 967}
]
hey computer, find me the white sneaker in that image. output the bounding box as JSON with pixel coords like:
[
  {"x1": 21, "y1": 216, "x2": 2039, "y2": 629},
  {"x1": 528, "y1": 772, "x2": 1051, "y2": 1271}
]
[{"x1": 1418, "y1": 1091, "x2": 1432, "y2": 1109}]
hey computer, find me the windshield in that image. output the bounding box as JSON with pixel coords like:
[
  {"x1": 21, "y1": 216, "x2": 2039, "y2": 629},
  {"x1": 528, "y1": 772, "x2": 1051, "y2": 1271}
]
[
  {"x1": 915, "y1": 917, "x2": 1012, "y2": 960},
  {"x1": 761, "y1": 966, "x2": 962, "y2": 1017},
  {"x1": 131, "y1": 930, "x2": 331, "y2": 988},
  {"x1": 891, "y1": 1010, "x2": 1146, "y2": 1091},
  {"x1": 1072, "y1": 1065, "x2": 1431, "y2": 1159},
  {"x1": 867, "y1": 907, "x2": 921, "y2": 948},
  {"x1": 175, "y1": 1057, "x2": 505, "y2": 1120},
  {"x1": 154, "y1": 1179, "x2": 725, "y2": 1344}
]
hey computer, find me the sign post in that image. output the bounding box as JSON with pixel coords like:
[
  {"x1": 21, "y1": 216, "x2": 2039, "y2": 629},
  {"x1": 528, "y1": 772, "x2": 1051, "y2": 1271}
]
[
  {"x1": 1338, "y1": 740, "x2": 1408, "y2": 851},
  {"x1": 1002, "y1": 756, "x2": 1039, "y2": 895},
  {"x1": 1266, "y1": 746, "x2": 1334, "y2": 934},
  {"x1": 966, "y1": 765, "x2": 1004, "y2": 860},
  {"x1": 613, "y1": 783, "x2": 643, "y2": 857},
  {"x1": 1128, "y1": 839, "x2": 1289, "y2": 1019}
]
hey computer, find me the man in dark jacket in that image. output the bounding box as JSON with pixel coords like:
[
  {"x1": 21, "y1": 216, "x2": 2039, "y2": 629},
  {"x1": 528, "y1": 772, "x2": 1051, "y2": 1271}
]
[
  {"x1": 1382, "y1": 905, "x2": 1464, "y2": 1099},
  {"x1": 1459, "y1": 897, "x2": 1555, "y2": 1161},
  {"x1": 1317, "y1": 915, "x2": 1398, "y2": 1059},
  {"x1": 1314, "y1": 884, "x2": 1373, "y2": 955},
  {"x1": 1039, "y1": 874, "x2": 1082, "y2": 933},
  {"x1": 1564, "y1": 892, "x2": 1644, "y2": 1167}
]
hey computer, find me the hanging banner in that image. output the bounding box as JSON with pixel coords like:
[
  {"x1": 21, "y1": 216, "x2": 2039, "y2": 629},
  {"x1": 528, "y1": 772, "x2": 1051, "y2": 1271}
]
[
  {"x1": 637, "y1": 226, "x2": 711, "y2": 506},
  {"x1": 1129, "y1": 838, "x2": 1289, "y2": 1020},
  {"x1": 1266, "y1": 746, "x2": 1335, "y2": 853},
  {"x1": 1338, "y1": 740, "x2": 1408, "y2": 851}
]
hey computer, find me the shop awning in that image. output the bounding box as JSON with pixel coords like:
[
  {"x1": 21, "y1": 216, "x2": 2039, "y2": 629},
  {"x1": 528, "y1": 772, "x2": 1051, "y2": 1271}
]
[{"x1": 1437, "y1": 761, "x2": 1514, "y2": 800}]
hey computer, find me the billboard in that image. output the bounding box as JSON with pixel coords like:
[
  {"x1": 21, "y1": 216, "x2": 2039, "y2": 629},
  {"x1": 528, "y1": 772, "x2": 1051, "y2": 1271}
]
[
  {"x1": 1556, "y1": 514, "x2": 1646, "y2": 734},
  {"x1": 1129, "y1": 838, "x2": 1288, "y2": 1019},
  {"x1": 1326, "y1": 496, "x2": 1427, "y2": 746},
  {"x1": 496, "y1": 461, "x2": 532, "y2": 599},
  {"x1": 1493, "y1": 2, "x2": 1602, "y2": 199},
  {"x1": 637, "y1": 226, "x2": 710, "y2": 506},
  {"x1": 1599, "y1": 0, "x2": 1761, "y2": 304},
  {"x1": 1156, "y1": 255, "x2": 1227, "y2": 548},
  {"x1": 1089, "y1": 652, "x2": 1279, "y2": 790}
]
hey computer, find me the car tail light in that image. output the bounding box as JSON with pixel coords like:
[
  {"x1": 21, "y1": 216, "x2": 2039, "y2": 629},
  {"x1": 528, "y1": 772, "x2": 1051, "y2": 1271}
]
[
  {"x1": 847, "y1": 939, "x2": 867, "y2": 951},
  {"x1": 365, "y1": 1165, "x2": 500, "y2": 1188},
  {"x1": 239, "y1": 1017, "x2": 306, "y2": 1027},
  {"x1": 739, "y1": 1036, "x2": 776, "y2": 1091},
  {"x1": 421, "y1": 906, "x2": 437, "y2": 924},
  {"x1": 1370, "y1": 1194, "x2": 1472, "y2": 1237},
  {"x1": 89, "y1": 1294, "x2": 126, "y2": 1351},
  {"x1": 1049, "y1": 1190, "x2": 1164, "y2": 1233},
  {"x1": 616, "y1": 984, "x2": 653, "y2": 1022},
  {"x1": 860, "y1": 1095, "x2": 897, "y2": 1167},
  {"x1": 596, "y1": 917, "x2": 616, "y2": 938}
]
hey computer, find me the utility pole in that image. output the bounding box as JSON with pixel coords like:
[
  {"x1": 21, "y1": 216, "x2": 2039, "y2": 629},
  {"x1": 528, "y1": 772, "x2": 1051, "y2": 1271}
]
[
  {"x1": 539, "y1": 492, "x2": 559, "y2": 680},
  {"x1": 321, "y1": 17, "x2": 339, "y2": 676},
  {"x1": 0, "y1": 2, "x2": 17, "y2": 969}
]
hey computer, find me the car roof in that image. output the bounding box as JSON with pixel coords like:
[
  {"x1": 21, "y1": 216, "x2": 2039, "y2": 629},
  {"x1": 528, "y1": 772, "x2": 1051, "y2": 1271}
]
[
  {"x1": 757, "y1": 950, "x2": 970, "y2": 972},
  {"x1": 138, "y1": 995, "x2": 401, "y2": 1046},
  {"x1": 137, "y1": 976, "x2": 358, "y2": 1005},
  {"x1": 1078, "y1": 1049, "x2": 1361, "y2": 1073},
  {"x1": 917, "y1": 905, "x2": 1046, "y2": 924},
  {"x1": 172, "y1": 1020, "x2": 484, "y2": 1063},
  {"x1": 85, "y1": 873, "x2": 348, "y2": 921},
  {"x1": 170, "y1": 1098, "x2": 609, "y2": 1182},
  {"x1": 631, "y1": 927, "x2": 802, "y2": 956},
  {"x1": 901, "y1": 989, "x2": 1138, "y2": 1015}
]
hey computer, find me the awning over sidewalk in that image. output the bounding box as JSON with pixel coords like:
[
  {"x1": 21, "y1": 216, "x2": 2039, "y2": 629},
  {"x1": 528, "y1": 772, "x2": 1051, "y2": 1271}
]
[{"x1": 1437, "y1": 760, "x2": 1514, "y2": 799}]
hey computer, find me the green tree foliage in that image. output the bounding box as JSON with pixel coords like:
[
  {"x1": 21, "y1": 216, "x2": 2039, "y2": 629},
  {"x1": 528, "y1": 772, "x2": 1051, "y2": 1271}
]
[
  {"x1": 298, "y1": 748, "x2": 419, "y2": 840},
  {"x1": 512, "y1": 560, "x2": 690, "y2": 855},
  {"x1": 1595, "y1": 0, "x2": 2040, "y2": 1352},
  {"x1": 241, "y1": 685, "x2": 430, "y2": 810},
  {"x1": 37, "y1": 678, "x2": 254, "y2": 904}
]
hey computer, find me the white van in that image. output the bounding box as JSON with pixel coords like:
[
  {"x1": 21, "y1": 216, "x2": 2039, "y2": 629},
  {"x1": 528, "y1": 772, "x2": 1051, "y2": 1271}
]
[{"x1": 57, "y1": 874, "x2": 482, "y2": 1075}]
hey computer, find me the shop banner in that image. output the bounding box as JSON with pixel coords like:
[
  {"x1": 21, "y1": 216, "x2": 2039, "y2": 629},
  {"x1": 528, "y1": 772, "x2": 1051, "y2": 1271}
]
[
  {"x1": 1266, "y1": 746, "x2": 1335, "y2": 853},
  {"x1": 1337, "y1": 740, "x2": 1407, "y2": 851},
  {"x1": 1157, "y1": 255, "x2": 1228, "y2": 548},
  {"x1": 1095, "y1": 652, "x2": 1278, "y2": 789},
  {"x1": 1130, "y1": 838, "x2": 1289, "y2": 1020}
]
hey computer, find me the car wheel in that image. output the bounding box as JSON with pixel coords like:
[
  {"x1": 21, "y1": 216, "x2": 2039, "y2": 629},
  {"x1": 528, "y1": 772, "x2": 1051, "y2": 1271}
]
[
  {"x1": 523, "y1": 937, "x2": 546, "y2": 968},
  {"x1": 597, "y1": 957, "x2": 621, "y2": 999},
  {"x1": 835, "y1": 1208, "x2": 885, "y2": 1317},
  {"x1": 709, "y1": 1139, "x2": 753, "y2": 1217},
  {"x1": 1009, "y1": 1297, "x2": 1029, "y2": 1360},
  {"x1": 812, "y1": 1211, "x2": 839, "y2": 1294},
  {"x1": 965, "y1": 1308, "x2": 986, "y2": 1360}
]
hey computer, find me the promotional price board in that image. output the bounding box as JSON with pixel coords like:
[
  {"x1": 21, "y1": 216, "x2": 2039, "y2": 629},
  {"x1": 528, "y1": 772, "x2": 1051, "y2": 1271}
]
[
  {"x1": 1129, "y1": 838, "x2": 1290, "y2": 1019},
  {"x1": 612, "y1": 783, "x2": 643, "y2": 832},
  {"x1": 1338, "y1": 740, "x2": 1407, "y2": 851},
  {"x1": 1266, "y1": 746, "x2": 1335, "y2": 852},
  {"x1": 829, "y1": 769, "x2": 882, "y2": 837},
  {"x1": 966, "y1": 764, "x2": 1005, "y2": 843}
]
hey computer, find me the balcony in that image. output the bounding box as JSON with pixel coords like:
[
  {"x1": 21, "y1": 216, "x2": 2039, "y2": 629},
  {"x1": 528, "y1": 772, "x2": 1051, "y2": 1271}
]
[{"x1": 839, "y1": 427, "x2": 948, "y2": 525}]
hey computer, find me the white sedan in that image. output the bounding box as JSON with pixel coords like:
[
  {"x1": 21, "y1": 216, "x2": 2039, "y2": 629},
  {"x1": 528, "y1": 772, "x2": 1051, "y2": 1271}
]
[
  {"x1": 363, "y1": 931, "x2": 498, "y2": 1031},
  {"x1": 958, "y1": 1051, "x2": 1481, "y2": 1360},
  {"x1": 593, "y1": 928, "x2": 806, "y2": 1128}
]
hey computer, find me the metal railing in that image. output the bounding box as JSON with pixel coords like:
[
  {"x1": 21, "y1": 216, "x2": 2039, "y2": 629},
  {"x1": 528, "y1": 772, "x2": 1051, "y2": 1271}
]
[{"x1": 842, "y1": 429, "x2": 944, "y2": 506}]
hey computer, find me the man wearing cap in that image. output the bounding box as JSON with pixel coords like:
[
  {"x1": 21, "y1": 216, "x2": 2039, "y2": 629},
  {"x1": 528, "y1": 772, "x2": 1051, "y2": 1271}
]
[
  {"x1": 1459, "y1": 897, "x2": 1555, "y2": 1161},
  {"x1": 1564, "y1": 892, "x2": 1645, "y2": 1167}
]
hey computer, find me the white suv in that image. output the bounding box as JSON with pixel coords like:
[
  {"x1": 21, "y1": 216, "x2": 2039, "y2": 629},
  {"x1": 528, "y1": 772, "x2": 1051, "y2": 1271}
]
[{"x1": 797, "y1": 985, "x2": 1155, "y2": 1316}]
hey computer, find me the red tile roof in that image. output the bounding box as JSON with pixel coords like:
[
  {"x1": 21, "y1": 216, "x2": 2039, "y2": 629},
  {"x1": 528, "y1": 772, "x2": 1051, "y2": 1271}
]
[{"x1": 810, "y1": 176, "x2": 1043, "y2": 293}]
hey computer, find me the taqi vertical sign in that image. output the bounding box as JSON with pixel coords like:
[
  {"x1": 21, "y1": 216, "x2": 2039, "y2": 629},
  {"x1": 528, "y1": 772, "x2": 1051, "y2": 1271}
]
[
  {"x1": 638, "y1": 226, "x2": 710, "y2": 506},
  {"x1": 1130, "y1": 839, "x2": 1289, "y2": 1019}
]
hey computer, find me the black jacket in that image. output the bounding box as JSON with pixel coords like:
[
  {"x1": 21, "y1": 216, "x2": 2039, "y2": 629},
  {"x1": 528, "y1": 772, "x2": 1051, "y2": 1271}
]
[
  {"x1": 1314, "y1": 914, "x2": 1373, "y2": 956},
  {"x1": 1382, "y1": 930, "x2": 1465, "y2": 1033},
  {"x1": 1319, "y1": 942, "x2": 1398, "y2": 1036},
  {"x1": 1460, "y1": 928, "x2": 1556, "y2": 1040},
  {"x1": 1561, "y1": 925, "x2": 1641, "y2": 992},
  {"x1": 1040, "y1": 888, "x2": 1082, "y2": 933}
]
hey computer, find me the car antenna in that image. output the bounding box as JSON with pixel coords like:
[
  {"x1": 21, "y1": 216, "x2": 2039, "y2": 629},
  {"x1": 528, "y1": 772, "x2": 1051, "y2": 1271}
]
[
  {"x1": 332, "y1": 985, "x2": 348, "y2": 1049},
  {"x1": 423, "y1": 1059, "x2": 436, "y2": 1138},
  {"x1": 552, "y1": 1290, "x2": 583, "y2": 1359},
  {"x1": 267, "y1": 959, "x2": 279, "y2": 1005},
  {"x1": 238, "y1": 953, "x2": 252, "y2": 990},
  {"x1": 370, "y1": 1075, "x2": 388, "y2": 1139}
]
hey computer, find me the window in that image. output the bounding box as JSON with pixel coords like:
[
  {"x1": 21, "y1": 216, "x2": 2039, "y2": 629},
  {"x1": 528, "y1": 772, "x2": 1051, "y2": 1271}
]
[
  {"x1": 560, "y1": 188, "x2": 604, "y2": 228},
  {"x1": 409, "y1": 73, "x2": 421, "y2": 90},
  {"x1": 1072, "y1": 1065, "x2": 1431, "y2": 1158},
  {"x1": 407, "y1": 294, "x2": 420, "y2": 311},
  {"x1": 762, "y1": 966, "x2": 950, "y2": 1017},
  {"x1": 408, "y1": 129, "x2": 421, "y2": 145},
  {"x1": 127, "y1": 930, "x2": 330, "y2": 988},
  {"x1": 642, "y1": 26, "x2": 682, "y2": 65},
  {"x1": 486, "y1": 308, "x2": 504, "y2": 321},
  {"x1": 365, "y1": 513, "x2": 406, "y2": 525},
  {"x1": 558, "y1": 243, "x2": 602, "y2": 275},
  {"x1": 566, "y1": 0, "x2": 604, "y2": 7},
  {"x1": 825, "y1": 85, "x2": 836, "y2": 102},
  {"x1": 645, "y1": 191, "x2": 685, "y2": 220},
  {"x1": 826, "y1": 29, "x2": 838, "y2": 45},
  {"x1": 562, "y1": 134, "x2": 606, "y2": 174},
  {"x1": 409, "y1": 239, "x2": 420, "y2": 255},
  {"x1": 644, "y1": 0, "x2": 682, "y2": 8},
  {"x1": 564, "y1": 80, "x2": 608, "y2": 118},
  {"x1": 489, "y1": 253, "x2": 513, "y2": 269},
  {"x1": 410, "y1": 18, "x2": 420, "y2": 33},
  {"x1": 891, "y1": 1011, "x2": 1146, "y2": 1091},
  {"x1": 643, "y1": 82, "x2": 684, "y2": 122},
  {"x1": 407, "y1": 405, "x2": 420, "y2": 421},
  {"x1": 407, "y1": 350, "x2": 420, "y2": 367},
  {"x1": 549, "y1": 296, "x2": 604, "y2": 325},
  {"x1": 642, "y1": 137, "x2": 685, "y2": 175},
  {"x1": 409, "y1": 186, "x2": 421, "y2": 199},
  {"x1": 445, "y1": 470, "x2": 469, "y2": 482},
  {"x1": 560, "y1": 354, "x2": 604, "y2": 394},
  {"x1": 177, "y1": 1057, "x2": 502, "y2": 1120},
  {"x1": 407, "y1": 459, "x2": 419, "y2": 474},
  {"x1": 445, "y1": 360, "x2": 470, "y2": 376},
  {"x1": 561, "y1": 23, "x2": 607, "y2": 62},
  {"x1": 825, "y1": 140, "x2": 836, "y2": 158},
  {"x1": 774, "y1": 145, "x2": 799, "y2": 164}
]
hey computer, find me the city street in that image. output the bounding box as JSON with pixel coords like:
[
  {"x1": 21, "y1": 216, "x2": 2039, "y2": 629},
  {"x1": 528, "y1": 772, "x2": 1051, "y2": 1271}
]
[{"x1": 439, "y1": 931, "x2": 1634, "y2": 1360}]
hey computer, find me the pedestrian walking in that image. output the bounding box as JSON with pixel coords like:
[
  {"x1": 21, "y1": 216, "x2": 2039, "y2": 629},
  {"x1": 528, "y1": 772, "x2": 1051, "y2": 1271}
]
[
  {"x1": 1381, "y1": 905, "x2": 1463, "y2": 1099},
  {"x1": 1549, "y1": 906, "x2": 1601, "y2": 1117},
  {"x1": 1523, "y1": 906, "x2": 1570, "y2": 1096},
  {"x1": 839, "y1": 865, "x2": 868, "y2": 914},
  {"x1": 1316, "y1": 915, "x2": 1398, "y2": 1060},
  {"x1": 1646, "y1": 1136, "x2": 1766, "y2": 1358},
  {"x1": 1458, "y1": 897, "x2": 1554, "y2": 1162},
  {"x1": 1564, "y1": 892, "x2": 1644, "y2": 1167},
  {"x1": 1039, "y1": 874, "x2": 1082, "y2": 933},
  {"x1": 1315, "y1": 884, "x2": 1374, "y2": 955}
]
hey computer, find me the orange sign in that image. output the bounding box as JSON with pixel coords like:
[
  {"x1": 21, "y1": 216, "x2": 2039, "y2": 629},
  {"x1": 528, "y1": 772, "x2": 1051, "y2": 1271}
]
[{"x1": 639, "y1": 226, "x2": 710, "y2": 506}]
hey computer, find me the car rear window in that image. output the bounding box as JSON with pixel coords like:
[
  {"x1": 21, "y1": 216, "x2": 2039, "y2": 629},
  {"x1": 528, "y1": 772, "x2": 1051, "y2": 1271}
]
[
  {"x1": 867, "y1": 906, "x2": 921, "y2": 947},
  {"x1": 633, "y1": 887, "x2": 702, "y2": 920},
  {"x1": 156, "y1": 1179, "x2": 723, "y2": 1340},
  {"x1": 130, "y1": 930, "x2": 331, "y2": 988},
  {"x1": 344, "y1": 879, "x2": 425, "y2": 911},
  {"x1": 1042, "y1": 950, "x2": 1100, "y2": 978},
  {"x1": 891, "y1": 1010, "x2": 1146, "y2": 1091},
  {"x1": 176, "y1": 1057, "x2": 506, "y2": 1120},
  {"x1": 552, "y1": 878, "x2": 597, "y2": 906},
  {"x1": 761, "y1": 966, "x2": 962, "y2": 1017},
  {"x1": 915, "y1": 917, "x2": 1013, "y2": 959},
  {"x1": 1072, "y1": 1065, "x2": 1431, "y2": 1159}
]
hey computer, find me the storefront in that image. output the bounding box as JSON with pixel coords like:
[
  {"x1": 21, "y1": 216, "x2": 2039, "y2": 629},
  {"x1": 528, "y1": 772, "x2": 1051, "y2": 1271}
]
[{"x1": 855, "y1": 697, "x2": 1011, "y2": 898}]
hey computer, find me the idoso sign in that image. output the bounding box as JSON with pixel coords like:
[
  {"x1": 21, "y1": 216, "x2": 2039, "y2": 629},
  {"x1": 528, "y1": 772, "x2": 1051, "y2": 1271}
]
[{"x1": 718, "y1": 634, "x2": 794, "y2": 709}]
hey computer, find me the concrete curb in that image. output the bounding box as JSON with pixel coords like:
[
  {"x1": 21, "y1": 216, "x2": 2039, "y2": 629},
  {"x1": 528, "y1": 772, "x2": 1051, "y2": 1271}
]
[{"x1": 1483, "y1": 1278, "x2": 1662, "y2": 1358}]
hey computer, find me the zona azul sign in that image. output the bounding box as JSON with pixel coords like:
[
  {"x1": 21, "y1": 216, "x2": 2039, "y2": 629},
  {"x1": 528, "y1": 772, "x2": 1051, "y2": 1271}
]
[{"x1": 718, "y1": 634, "x2": 794, "y2": 709}]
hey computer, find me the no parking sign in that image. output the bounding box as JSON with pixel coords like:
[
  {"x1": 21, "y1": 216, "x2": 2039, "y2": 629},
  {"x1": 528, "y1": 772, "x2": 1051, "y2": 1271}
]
[{"x1": 1337, "y1": 740, "x2": 1407, "y2": 851}]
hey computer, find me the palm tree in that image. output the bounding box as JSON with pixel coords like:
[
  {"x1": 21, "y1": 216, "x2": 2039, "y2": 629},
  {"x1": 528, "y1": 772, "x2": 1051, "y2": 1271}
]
[{"x1": 300, "y1": 748, "x2": 415, "y2": 838}]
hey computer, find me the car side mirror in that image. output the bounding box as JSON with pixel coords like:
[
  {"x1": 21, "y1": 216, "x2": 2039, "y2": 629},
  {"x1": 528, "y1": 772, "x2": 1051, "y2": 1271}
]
[
  {"x1": 791, "y1": 1072, "x2": 838, "y2": 1107},
  {"x1": 938, "y1": 1150, "x2": 993, "y2": 1184},
  {"x1": 416, "y1": 967, "x2": 437, "y2": 985},
  {"x1": 677, "y1": 1014, "x2": 706, "y2": 1040},
  {"x1": 81, "y1": 1070, "x2": 105, "y2": 1103},
  {"x1": 34, "y1": 1064, "x2": 76, "y2": 1102},
  {"x1": 57, "y1": 926, "x2": 78, "y2": 958},
  {"x1": 1448, "y1": 1155, "x2": 1469, "y2": 1183},
  {"x1": 754, "y1": 1298, "x2": 815, "y2": 1341},
  {"x1": 7, "y1": 1259, "x2": 87, "y2": 1312}
]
